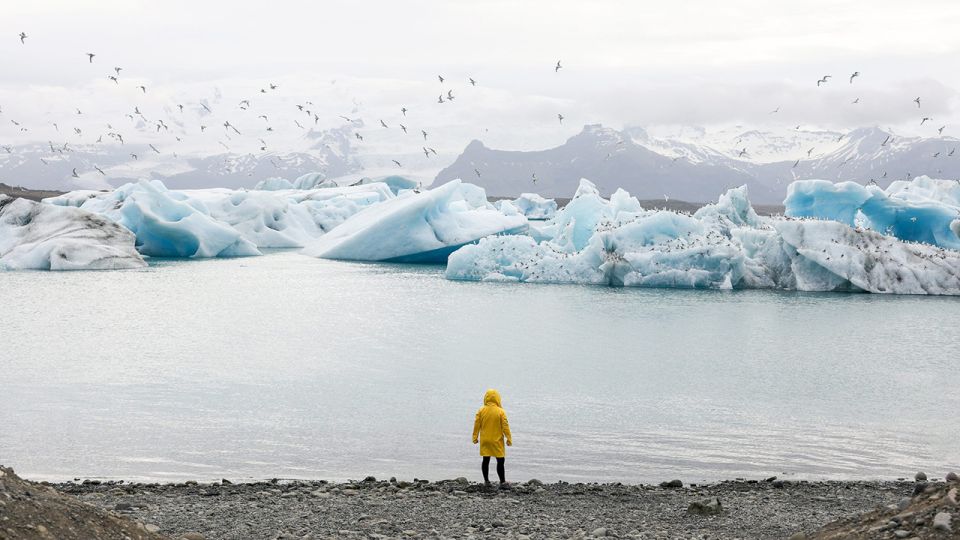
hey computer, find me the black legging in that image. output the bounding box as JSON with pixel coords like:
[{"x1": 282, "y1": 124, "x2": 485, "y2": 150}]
[{"x1": 481, "y1": 456, "x2": 505, "y2": 483}]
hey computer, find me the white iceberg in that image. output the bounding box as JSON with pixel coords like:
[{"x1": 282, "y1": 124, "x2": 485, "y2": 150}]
[
  {"x1": 446, "y1": 180, "x2": 960, "y2": 295},
  {"x1": 496, "y1": 193, "x2": 558, "y2": 220},
  {"x1": 785, "y1": 176, "x2": 960, "y2": 250},
  {"x1": 253, "y1": 177, "x2": 295, "y2": 191},
  {"x1": 303, "y1": 179, "x2": 528, "y2": 263},
  {"x1": 0, "y1": 195, "x2": 146, "y2": 270},
  {"x1": 45, "y1": 180, "x2": 394, "y2": 257}
]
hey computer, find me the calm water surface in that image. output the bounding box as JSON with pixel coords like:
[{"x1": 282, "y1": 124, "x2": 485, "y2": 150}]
[{"x1": 1, "y1": 251, "x2": 958, "y2": 483}]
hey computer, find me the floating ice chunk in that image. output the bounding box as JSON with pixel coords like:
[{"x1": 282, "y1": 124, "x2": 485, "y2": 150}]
[
  {"x1": 510, "y1": 193, "x2": 558, "y2": 220},
  {"x1": 48, "y1": 180, "x2": 260, "y2": 258},
  {"x1": 292, "y1": 172, "x2": 337, "y2": 190},
  {"x1": 351, "y1": 175, "x2": 420, "y2": 195},
  {"x1": 540, "y1": 179, "x2": 642, "y2": 251},
  {"x1": 303, "y1": 180, "x2": 528, "y2": 263},
  {"x1": 785, "y1": 177, "x2": 960, "y2": 249},
  {"x1": 253, "y1": 177, "x2": 295, "y2": 191},
  {"x1": 0, "y1": 195, "x2": 145, "y2": 270},
  {"x1": 447, "y1": 181, "x2": 960, "y2": 295}
]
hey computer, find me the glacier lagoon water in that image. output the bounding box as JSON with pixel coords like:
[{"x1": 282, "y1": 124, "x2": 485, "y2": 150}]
[{"x1": 1, "y1": 251, "x2": 958, "y2": 483}]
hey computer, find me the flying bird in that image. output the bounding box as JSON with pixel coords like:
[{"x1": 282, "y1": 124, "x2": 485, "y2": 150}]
[
  {"x1": 392, "y1": 159, "x2": 402, "y2": 167},
  {"x1": 438, "y1": 94, "x2": 444, "y2": 104},
  {"x1": 72, "y1": 168, "x2": 79, "y2": 178},
  {"x1": 849, "y1": 71, "x2": 860, "y2": 83},
  {"x1": 921, "y1": 117, "x2": 931, "y2": 125},
  {"x1": 399, "y1": 124, "x2": 407, "y2": 134},
  {"x1": 474, "y1": 168, "x2": 481, "y2": 178},
  {"x1": 422, "y1": 146, "x2": 430, "y2": 157},
  {"x1": 200, "y1": 103, "x2": 212, "y2": 113},
  {"x1": 438, "y1": 75, "x2": 444, "y2": 83},
  {"x1": 355, "y1": 133, "x2": 363, "y2": 141},
  {"x1": 555, "y1": 60, "x2": 562, "y2": 72},
  {"x1": 558, "y1": 113, "x2": 564, "y2": 124},
  {"x1": 149, "y1": 144, "x2": 160, "y2": 153},
  {"x1": 138, "y1": 85, "x2": 146, "y2": 93},
  {"x1": 938, "y1": 126, "x2": 945, "y2": 135},
  {"x1": 421, "y1": 129, "x2": 428, "y2": 140},
  {"x1": 738, "y1": 148, "x2": 748, "y2": 157},
  {"x1": 19, "y1": 32, "x2": 27, "y2": 44},
  {"x1": 914, "y1": 97, "x2": 921, "y2": 108},
  {"x1": 469, "y1": 78, "x2": 476, "y2": 86},
  {"x1": 447, "y1": 89, "x2": 454, "y2": 101},
  {"x1": 792, "y1": 159, "x2": 799, "y2": 168},
  {"x1": 807, "y1": 147, "x2": 815, "y2": 157},
  {"x1": 881, "y1": 135, "x2": 891, "y2": 146},
  {"x1": 816, "y1": 75, "x2": 831, "y2": 86},
  {"x1": 86, "y1": 53, "x2": 95, "y2": 63},
  {"x1": 108, "y1": 75, "x2": 118, "y2": 84},
  {"x1": 851, "y1": 98, "x2": 860, "y2": 104},
  {"x1": 401, "y1": 107, "x2": 408, "y2": 116},
  {"x1": 269, "y1": 83, "x2": 278, "y2": 90},
  {"x1": 114, "y1": 67, "x2": 122, "y2": 75},
  {"x1": 94, "y1": 166, "x2": 105, "y2": 175},
  {"x1": 769, "y1": 106, "x2": 780, "y2": 114},
  {"x1": 380, "y1": 119, "x2": 388, "y2": 128}
]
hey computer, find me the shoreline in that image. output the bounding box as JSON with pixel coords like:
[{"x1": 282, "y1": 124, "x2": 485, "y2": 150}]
[{"x1": 4, "y1": 465, "x2": 957, "y2": 539}]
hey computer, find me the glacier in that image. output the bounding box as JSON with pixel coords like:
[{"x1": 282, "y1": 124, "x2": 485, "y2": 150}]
[
  {"x1": 446, "y1": 179, "x2": 960, "y2": 295},
  {"x1": 45, "y1": 179, "x2": 394, "y2": 257},
  {"x1": 302, "y1": 179, "x2": 528, "y2": 263},
  {"x1": 0, "y1": 195, "x2": 146, "y2": 270},
  {"x1": 785, "y1": 176, "x2": 960, "y2": 250}
]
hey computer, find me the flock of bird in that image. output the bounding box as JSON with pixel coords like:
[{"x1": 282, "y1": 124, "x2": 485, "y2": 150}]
[{"x1": 1, "y1": 30, "x2": 956, "y2": 190}]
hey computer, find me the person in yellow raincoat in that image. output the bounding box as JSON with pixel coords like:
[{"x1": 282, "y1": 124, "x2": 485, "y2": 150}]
[{"x1": 472, "y1": 388, "x2": 512, "y2": 488}]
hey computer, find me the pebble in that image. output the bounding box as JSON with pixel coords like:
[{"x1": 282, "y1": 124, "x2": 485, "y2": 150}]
[
  {"x1": 933, "y1": 511, "x2": 952, "y2": 532},
  {"x1": 145, "y1": 523, "x2": 161, "y2": 533},
  {"x1": 687, "y1": 497, "x2": 723, "y2": 515},
  {"x1": 893, "y1": 530, "x2": 910, "y2": 539},
  {"x1": 914, "y1": 472, "x2": 927, "y2": 482},
  {"x1": 948, "y1": 472, "x2": 959, "y2": 482},
  {"x1": 591, "y1": 526, "x2": 608, "y2": 537}
]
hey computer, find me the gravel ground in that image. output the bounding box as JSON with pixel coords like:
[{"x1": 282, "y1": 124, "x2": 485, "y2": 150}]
[{"x1": 49, "y1": 475, "x2": 925, "y2": 540}]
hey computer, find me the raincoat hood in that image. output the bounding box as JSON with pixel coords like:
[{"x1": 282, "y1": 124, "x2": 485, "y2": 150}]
[{"x1": 483, "y1": 389, "x2": 502, "y2": 407}]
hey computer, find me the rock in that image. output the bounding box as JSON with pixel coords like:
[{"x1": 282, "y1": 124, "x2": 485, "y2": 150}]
[
  {"x1": 590, "y1": 527, "x2": 608, "y2": 537},
  {"x1": 363, "y1": 476, "x2": 377, "y2": 482},
  {"x1": 764, "y1": 476, "x2": 778, "y2": 482},
  {"x1": 180, "y1": 534, "x2": 206, "y2": 540},
  {"x1": 947, "y1": 472, "x2": 959, "y2": 482},
  {"x1": 915, "y1": 472, "x2": 927, "y2": 482},
  {"x1": 184, "y1": 480, "x2": 198, "y2": 486},
  {"x1": 660, "y1": 479, "x2": 683, "y2": 488},
  {"x1": 527, "y1": 479, "x2": 544, "y2": 486},
  {"x1": 687, "y1": 497, "x2": 722, "y2": 515},
  {"x1": 787, "y1": 533, "x2": 807, "y2": 540},
  {"x1": 221, "y1": 479, "x2": 232, "y2": 485},
  {"x1": 145, "y1": 523, "x2": 161, "y2": 533},
  {"x1": 893, "y1": 530, "x2": 910, "y2": 539},
  {"x1": 913, "y1": 482, "x2": 928, "y2": 496},
  {"x1": 933, "y1": 512, "x2": 952, "y2": 532},
  {"x1": 491, "y1": 520, "x2": 510, "y2": 528},
  {"x1": 897, "y1": 497, "x2": 912, "y2": 511},
  {"x1": 772, "y1": 480, "x2": 787, "y2": 489},
  {"x1": 280, "y1": 491, "x2": 298, "y2": 498},
  {"x1": 948, "y1": 487, "x2": 958, "y2": 506},
  {"x1": 454, "y1": 476, "x2": 468, "y2": 483},
  {"x1": 113, "y1": 502, "x2": 133, "y2": 511}
]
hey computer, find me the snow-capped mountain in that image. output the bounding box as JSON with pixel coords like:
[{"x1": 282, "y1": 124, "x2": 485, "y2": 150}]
[{"x1": 436, "y1": 124, "x2": 960, "y2": 204}]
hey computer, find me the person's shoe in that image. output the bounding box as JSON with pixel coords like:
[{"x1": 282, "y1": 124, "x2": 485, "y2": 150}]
[{"x1": 499, "y1": 482, "x2": 512, "y2": 490}]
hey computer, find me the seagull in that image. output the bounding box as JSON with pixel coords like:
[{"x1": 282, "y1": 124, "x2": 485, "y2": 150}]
[
  {"x1": 849, "y1": 71, "x2": 860, "y2": 83},
  {"x1": 177, "y1": 104, "x2": 184, "y2": 113},
  {"x1": 269, "y1": 83, "x2": 278, "y2": 90},
  {"x1": 423, "y1": 146, "x2": 430, "y2": 157},
  {"x1": 807, "y1": 147, "x2": 815, "y2": 157},
  {"x1": 881, "y1": 135, "x2": 891, "y2": 146},
  {"x1": 921, "y1": 117, "x2": 931, "y2": 125},
  {"x1": 532, "y1": 172, "x2": 538, "y2": 184},
  {"x1": 19, "y1": 32, "x2": 27, "y2": 44},
  {"x1": 380, "y1": 119, "x2": 388, "y2": 128},
  {"x1": 108, "y1": 75, "x2": 118, "y2": 84},
  {"x1": 914, "y1": 97, "x2": 921, "y2": 108},
  {"x1": 239, "y1": 100, "x2": 250, "y2": 110},
  {"x1": 429, "y1": 147, "x2": 437, "y2": 155},
  {"x1": 558, "y1": 113, "x2": 564, "y2": 124},
  {"x1": 469, "y1": 78, "x2": 476, "y2": 86},
  {"x1": 555, "y1": 60, "x2": 562, "y2": 72},
  {"x1": 295, "y1": 120, "x2": 305, "y2": 129},
  {"x1": 769, "y1": 106, "x2": 780, "y2": 114},
  {"x1": 399, "y1": 124, "x2": 407, "y2": 134},
  {"x1": 200, "y1": 103, "x2": 212, "y2": 113},
  {"x1": 792, "y1": 159, "x2": 800, "y2": 168},
  {"x1": 86, "y1": 53, "x2": 95, "y2": 63},
  {"x1": 949, "y1": 148, "x2": 956, "y2": 157},
  {"x1": 339, "y1": 115, "x2": 353, "y2": 122},
  {"x1": 447, "y1": 89, "x2": 454, "y2": 101},
  {"x1": 933, "y1": 152, "x2": 941, "y2": 158},
  {"x1": 114, "y1": 67, "x2": 122, "y2": 75},
  {"x1": 421, "y1": 129, "x2": 428, "y2": 140},
  {"x1": 438, "y1": 94, "x2": 444, "y2": 104},
  {"x1": 149, "y1": 144, "x2": 160, "y2": 154},
  {"x1": 851, "y1": 98, "x2": 860, "y2": 104},
  {"x1": 355, "y1": 133, "x2": 363, "y2": 141},
  {"x1": 474, "y1": 168, "x2": 481, "y2": 177},
  {"x1": 258, "y1": 115, "x2": 268, "y2": 121},
  {"x1": 392, "y1": 159, "x2": 402, "y2": 167},
  {"x1": 94, "y1": 166, "x2": 105, "y2": 175},
  {"x1": 138, "y1": 85, "x2": 147, "y2": 93},
  {"x1": 738, "y1": 148, "x2": 748, "y2": 157},
  {"x1": 816, "y1": 75, "x2": 831, "y2": 86},
  {"x1": 71, "y1": 168, "x2": 79, "y2": 178},
  {"x1": 401, "y1": 107, "x2": 408, "y2": 116},
  {"x1": 938, "y1": 126, "x2": 945, "y2": 136}
]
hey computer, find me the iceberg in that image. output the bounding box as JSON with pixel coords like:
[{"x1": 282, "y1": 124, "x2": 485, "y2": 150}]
[
  {"x1": 446, "y1": 180, "x2": 960, "y2": 295},
  {"x1": 784, "y1": 177, "x2": 960, "y2": 250},
  {"x1": 44, "y1": 180, "x2": 394, "y2": 257},
  {"x1": 253, "y1": 177, "x2": 295, "y2": 191},
  {"x1": 303, "y1": 179, "x2": 528, "y2": 263},
  {"x1": 496, "y1": 193, "x2": 558, "y2": 220},
  {"x1": 0, "y1": 195, "x2": 146, "y2": 270}
]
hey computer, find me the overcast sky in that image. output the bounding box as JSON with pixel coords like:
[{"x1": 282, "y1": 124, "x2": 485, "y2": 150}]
[{"x1": 2, "y1": 0, "x2": 959, "y2": 157}]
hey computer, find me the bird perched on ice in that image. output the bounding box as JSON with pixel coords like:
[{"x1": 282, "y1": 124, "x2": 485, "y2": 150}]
[
  {"x1": 86, "y1": 53, "x2": 95, "y2": 63},
  {"x1": 849, "y1": 71, "x2": 860, "y2": 83}
]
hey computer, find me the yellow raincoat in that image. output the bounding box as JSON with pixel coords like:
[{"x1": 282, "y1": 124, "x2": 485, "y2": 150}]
[{"x1": 472, "y1": 389, "x2": 512, "y2": 457}]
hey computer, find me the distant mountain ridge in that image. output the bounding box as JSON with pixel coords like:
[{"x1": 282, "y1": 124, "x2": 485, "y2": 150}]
[{"x1": 436, "y1": 124, "x2": 960, "y2": 204}]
